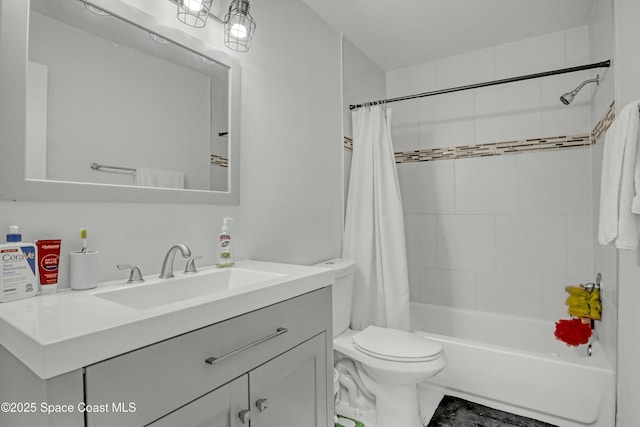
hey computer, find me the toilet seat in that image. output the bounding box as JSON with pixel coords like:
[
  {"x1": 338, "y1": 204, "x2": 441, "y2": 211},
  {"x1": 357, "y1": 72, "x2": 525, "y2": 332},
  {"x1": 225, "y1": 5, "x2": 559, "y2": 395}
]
[
  {"x1": 352, "y1": 326, "x2": 442, "y2": 362},
  {"x1": 334, "y1": 328, "x2": 446, "y2": 386}
]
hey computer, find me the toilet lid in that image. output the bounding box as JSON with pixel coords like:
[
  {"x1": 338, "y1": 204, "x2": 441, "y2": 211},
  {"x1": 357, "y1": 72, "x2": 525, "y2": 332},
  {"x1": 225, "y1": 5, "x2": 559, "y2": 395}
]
[{"x1": 352, "y1": 326, "x2": 441, "y2": 362}]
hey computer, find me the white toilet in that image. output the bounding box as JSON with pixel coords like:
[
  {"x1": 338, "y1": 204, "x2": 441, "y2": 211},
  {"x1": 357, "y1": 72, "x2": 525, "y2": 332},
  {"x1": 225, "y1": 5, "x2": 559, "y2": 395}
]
[{"x1": 316, "y1": 259, "x2": 446, "y2": 427}]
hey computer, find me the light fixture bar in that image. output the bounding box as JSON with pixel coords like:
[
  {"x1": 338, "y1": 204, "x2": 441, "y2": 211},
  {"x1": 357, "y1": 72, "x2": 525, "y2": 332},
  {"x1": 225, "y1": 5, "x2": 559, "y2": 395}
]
[{"x1": 167, "y1": 0, "x2": 256, "y2": 52}]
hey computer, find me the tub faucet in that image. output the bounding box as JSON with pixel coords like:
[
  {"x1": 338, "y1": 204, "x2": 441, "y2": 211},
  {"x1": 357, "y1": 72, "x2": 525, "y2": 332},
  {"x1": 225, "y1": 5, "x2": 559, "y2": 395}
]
[{"x1": 159, "y1": 244, "x2": 192, "y2": 279}]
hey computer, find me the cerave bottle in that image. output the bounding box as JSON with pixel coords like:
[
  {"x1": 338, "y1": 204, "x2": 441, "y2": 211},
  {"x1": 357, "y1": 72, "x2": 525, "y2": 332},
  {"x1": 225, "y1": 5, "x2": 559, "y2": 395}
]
[{"x1": 0, "y1": 226, "x2": 38, "y2": 302}]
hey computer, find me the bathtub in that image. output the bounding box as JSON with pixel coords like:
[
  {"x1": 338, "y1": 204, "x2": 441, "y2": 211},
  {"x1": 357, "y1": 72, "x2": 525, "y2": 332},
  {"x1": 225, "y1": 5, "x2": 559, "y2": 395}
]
[{"x1": 411, "y1": 302, "x2": 615, "y2": 427}]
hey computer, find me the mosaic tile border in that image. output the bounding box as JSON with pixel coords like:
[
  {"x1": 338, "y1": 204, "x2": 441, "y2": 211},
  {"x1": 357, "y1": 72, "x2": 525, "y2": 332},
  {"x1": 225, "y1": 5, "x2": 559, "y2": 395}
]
[
  {"x1": 343, "y1": 100, "x2": 616, "y2": 163},
  {"x1": 344, "y1": 137, "x2": 353, "y2": 151},
  {"x1": 591, "y1": 101, "x2": 615, "y2": 144},
  {"x1": 211, "y1": 155, "x2": 228, "y2": 167},
  {"x1": 394, "y1": 134, "x2": 591, "y2": 163}
]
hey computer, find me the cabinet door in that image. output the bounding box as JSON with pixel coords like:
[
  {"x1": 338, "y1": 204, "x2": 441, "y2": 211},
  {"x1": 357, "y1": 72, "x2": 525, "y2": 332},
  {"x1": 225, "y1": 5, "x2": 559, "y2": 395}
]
[
  {"x1": 148, "y1": 375, "x2": 248, "y2": 427},
  {"x1": 249, "y1": 333, "x2": 327, "y2": 427}
]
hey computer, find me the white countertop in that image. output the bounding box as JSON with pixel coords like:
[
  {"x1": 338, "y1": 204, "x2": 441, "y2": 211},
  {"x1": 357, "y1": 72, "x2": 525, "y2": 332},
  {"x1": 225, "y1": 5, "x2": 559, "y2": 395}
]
[{"x1": 0, "y1": 260, "x2": 333, "y2": 379}]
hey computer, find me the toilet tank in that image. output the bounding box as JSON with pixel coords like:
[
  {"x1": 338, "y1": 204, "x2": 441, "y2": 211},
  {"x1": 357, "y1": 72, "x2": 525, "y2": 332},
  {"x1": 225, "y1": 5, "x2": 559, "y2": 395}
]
[{"x1": 314, "y1": 258, "x2": 356, "y2": 337}]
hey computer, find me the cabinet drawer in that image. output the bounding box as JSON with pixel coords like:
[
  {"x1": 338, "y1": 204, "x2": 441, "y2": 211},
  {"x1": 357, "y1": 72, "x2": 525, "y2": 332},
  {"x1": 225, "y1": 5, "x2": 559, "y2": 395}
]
[{"x1": 84, "y1": 287, "x2": 330, "y2": 427}]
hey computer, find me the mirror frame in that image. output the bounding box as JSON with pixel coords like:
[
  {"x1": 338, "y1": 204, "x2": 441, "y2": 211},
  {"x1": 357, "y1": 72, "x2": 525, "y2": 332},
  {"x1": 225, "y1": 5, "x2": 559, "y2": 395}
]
[{"x1": 0, "y1": 0, "x2": 240, "y2": 204}]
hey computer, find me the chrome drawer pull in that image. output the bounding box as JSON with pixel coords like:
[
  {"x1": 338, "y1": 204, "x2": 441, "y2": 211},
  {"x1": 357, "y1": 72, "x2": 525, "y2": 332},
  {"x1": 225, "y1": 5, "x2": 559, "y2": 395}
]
[{"x1": 205, "y1": 327, "x2": 288, "y2": 365}]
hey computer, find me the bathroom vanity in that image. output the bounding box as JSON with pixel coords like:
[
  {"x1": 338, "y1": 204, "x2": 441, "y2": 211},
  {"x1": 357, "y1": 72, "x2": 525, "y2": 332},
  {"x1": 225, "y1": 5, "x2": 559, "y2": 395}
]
[{"x1": 0, "y1": 261, "x2": 334, "y2": 427}]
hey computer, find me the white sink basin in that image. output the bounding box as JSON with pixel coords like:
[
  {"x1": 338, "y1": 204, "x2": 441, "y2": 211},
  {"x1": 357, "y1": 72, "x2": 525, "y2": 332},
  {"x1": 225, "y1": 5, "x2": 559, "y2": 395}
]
[{"x1": 95, "y1": 268, "x2": 286, "y2": 310}]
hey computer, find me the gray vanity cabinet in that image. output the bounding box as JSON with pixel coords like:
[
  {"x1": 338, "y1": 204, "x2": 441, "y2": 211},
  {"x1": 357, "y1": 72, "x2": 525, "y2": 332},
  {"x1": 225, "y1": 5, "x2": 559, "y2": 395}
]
[
  {"x1": 84, "y1": 288, "x2": 332, "y2": 427},
  {"x1": 148, "y1": 333, "x2": 327, "y2": 427},
  {"x1": 147, "y1": 375, "x2": 248, "y2": 427}
]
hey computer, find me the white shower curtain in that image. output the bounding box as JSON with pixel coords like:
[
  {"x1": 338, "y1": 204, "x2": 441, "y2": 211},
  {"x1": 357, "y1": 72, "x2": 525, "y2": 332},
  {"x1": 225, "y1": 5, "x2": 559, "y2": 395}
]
[{"x1": 343, "y1": 105, "x2": 411, "y2": 332}]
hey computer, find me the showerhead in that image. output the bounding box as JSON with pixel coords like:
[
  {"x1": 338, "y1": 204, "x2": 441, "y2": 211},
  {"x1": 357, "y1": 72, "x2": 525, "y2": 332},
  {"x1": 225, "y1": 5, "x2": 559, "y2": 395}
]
[
  {"x1": 560, "y1": 75, "x2": 599, "y2": 105},
  {"x1": 560, "y1": 91, "x2": 575, "y2": 105}
]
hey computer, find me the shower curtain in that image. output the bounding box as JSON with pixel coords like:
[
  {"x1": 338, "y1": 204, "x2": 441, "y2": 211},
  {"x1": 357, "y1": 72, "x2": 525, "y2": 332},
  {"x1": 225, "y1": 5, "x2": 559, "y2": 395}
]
[{"x1": 343, "y1": 105, "x2": 411, "y2": 331}]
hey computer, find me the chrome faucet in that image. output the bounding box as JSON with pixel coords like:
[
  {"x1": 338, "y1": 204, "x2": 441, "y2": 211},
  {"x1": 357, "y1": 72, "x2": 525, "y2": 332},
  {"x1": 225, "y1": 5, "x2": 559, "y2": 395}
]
[
  {"x1": 117, "y1": 264, "x2": 145, "y2": 284},
  {"x1": 159, "y1": 244, "x2": 192, "y2": 279}
]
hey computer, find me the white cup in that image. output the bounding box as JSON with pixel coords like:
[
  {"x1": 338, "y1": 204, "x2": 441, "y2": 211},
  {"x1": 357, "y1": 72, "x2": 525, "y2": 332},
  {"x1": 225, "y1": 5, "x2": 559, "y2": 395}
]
[{"x1": 69, "y1": 251, "x2": 99, "y2": 290}]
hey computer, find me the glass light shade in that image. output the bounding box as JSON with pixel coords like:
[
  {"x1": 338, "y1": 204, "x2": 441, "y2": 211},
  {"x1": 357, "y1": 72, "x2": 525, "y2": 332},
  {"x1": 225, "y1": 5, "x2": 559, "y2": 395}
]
[
  {"x1": 224, "y1": 0, "x2": 256, "y2": 52},
  {"x1": 229, "y1": 23, "x2": 248, "y2": 39},
  {"x1": 177, "y1": 0, "x2": 214, "y2": 28}
]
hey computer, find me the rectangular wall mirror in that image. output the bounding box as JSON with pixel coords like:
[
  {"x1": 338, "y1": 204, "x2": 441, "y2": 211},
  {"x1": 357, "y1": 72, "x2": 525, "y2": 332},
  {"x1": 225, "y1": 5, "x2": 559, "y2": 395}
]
[{"x1": 0, "y1": 0, "x2": 240, "y2": 204}]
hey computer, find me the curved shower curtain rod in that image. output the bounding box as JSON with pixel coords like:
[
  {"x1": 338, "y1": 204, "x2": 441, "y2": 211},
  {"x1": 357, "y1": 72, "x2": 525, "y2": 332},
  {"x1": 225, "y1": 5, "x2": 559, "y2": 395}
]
[{"x1": 349, "y1": 60, "x2": 611, "y2": 110}]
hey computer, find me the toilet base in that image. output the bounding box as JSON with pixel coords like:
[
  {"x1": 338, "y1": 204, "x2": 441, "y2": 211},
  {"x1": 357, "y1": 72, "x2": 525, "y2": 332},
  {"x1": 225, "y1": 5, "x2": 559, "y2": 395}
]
[
  {"x1": 335, "y1": 384, "x2": 422, "y2": 427},
  {"x1": 377, "y1": 384, "x2": 422, "y2": 426},
  {"x1": 361, "y1": 372, "x2": 422, "y2": 427}
]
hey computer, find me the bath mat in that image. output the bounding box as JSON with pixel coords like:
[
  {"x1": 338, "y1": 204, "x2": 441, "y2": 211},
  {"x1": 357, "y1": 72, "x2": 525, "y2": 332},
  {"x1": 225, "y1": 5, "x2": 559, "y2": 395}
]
[{"x1": 426, "y1": 395, "x2": 559, "y2": 427}]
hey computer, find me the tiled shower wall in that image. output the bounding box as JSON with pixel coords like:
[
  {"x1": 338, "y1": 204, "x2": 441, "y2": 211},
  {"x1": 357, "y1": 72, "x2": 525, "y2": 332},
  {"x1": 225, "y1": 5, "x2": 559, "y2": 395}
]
[
  {"x1": 387, "y1": 27, "x2": 593, "y2": 152},
  {"x1": 388, "y1": 27, "x2": 596, "y2": 321},
  {"x1": 398, "y1": 149, "x2": 592, "y2": 321}
]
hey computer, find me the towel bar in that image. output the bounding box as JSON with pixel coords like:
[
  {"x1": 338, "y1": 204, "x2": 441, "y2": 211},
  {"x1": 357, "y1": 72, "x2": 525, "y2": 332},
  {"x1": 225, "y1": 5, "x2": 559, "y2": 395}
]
[{"x1": 90, "y1": 162, "x2": 136, "y2": 174}]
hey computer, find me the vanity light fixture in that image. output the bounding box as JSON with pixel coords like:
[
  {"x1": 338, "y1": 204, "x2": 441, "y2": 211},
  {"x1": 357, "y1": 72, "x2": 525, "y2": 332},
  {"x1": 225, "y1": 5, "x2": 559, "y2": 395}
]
[
  {"x1": 175, "y1": 0, "x2": 256, "y2": 52},
  {"x1": 177, "y1": 0, "x2": 213, "y2": 28}
]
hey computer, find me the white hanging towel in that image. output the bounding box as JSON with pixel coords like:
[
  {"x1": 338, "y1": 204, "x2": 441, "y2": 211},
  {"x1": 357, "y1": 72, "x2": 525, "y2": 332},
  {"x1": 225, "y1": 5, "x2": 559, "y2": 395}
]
[
  {"x1": 343, "y1": 105, "x2": 411, "y2": 332},
  {"x1": 135, "y1": 168, "x2": 185, "y2": 189},
  {"x1": 598, "y1": 100, "x2": 640, "y2": 249}
]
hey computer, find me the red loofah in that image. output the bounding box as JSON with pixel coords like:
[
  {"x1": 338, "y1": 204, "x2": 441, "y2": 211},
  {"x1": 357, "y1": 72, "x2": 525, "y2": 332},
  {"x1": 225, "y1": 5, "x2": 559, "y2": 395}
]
[{"x1": 554, "y1": 318, "x2": 592, "y2": 347}]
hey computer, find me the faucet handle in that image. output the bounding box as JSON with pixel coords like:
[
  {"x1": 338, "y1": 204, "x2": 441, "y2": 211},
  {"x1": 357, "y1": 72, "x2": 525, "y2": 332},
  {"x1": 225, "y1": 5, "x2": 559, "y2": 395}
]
[
  {"x1": 184, "y1": 255, "x2": 203, "y2": 274},
  {"x1": 117, "y1": 264, "x2": 145, "y2": 284}
]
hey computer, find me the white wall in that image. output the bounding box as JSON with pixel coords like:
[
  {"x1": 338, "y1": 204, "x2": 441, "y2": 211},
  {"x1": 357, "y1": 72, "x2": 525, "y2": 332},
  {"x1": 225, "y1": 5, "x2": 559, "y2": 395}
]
[
  {"x1": 0, "y1": 0, "x2": 343, "y2": 288},
  {"x1": 390, "y1": 29, "x2": 595, "y2": 320},
  {"x1": 342, "y1": 37, "x2": 386, "y2": 141},
  {"x1": 612, "y1": 0, "x2": 640, "y2": 424}
]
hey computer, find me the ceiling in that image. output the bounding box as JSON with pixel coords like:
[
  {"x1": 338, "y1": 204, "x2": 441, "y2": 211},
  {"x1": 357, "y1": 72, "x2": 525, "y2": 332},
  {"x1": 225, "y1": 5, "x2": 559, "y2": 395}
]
[{"x1": 299, "y1": 0, "x2": 597, "y2": 71}]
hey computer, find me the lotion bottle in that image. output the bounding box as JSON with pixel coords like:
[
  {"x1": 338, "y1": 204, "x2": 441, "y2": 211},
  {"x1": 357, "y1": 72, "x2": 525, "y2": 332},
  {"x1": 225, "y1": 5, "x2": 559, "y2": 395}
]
[
  {"x1": 0, "y1": 226, "x2": 38, "y2": 302},
  {"x1": 217, "y1": 218, "x2": 235, "y2": 268}
]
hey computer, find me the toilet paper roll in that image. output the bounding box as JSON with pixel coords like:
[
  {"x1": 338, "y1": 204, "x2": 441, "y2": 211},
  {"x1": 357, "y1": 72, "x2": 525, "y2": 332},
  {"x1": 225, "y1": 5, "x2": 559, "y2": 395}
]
[{"x1": 69, "y1": 251, "x2": 99, "y2": 290}]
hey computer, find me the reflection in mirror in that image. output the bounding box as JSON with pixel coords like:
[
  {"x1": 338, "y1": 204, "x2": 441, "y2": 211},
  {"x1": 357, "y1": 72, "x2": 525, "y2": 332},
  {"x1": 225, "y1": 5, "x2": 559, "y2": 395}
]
[{"x1": 27, "y1": 0, "x2": 230, "y2": 192}]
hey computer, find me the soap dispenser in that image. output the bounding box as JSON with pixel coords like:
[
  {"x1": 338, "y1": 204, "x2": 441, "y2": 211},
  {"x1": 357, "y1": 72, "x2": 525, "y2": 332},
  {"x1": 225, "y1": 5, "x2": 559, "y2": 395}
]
[{"x1": 217, "y1": 218, "x2": 235, "y2": 268}]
